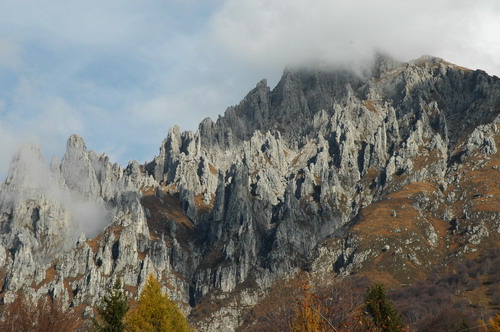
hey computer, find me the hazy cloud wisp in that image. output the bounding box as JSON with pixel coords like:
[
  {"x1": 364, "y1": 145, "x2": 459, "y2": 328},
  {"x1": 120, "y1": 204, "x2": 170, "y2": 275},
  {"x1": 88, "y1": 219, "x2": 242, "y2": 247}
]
[
  {"x1": 211, "y1": 0, "x2": 500, "y2": 75},
  {"x1": 2, "y1": 144, "x2": 108, "y2": 249}
]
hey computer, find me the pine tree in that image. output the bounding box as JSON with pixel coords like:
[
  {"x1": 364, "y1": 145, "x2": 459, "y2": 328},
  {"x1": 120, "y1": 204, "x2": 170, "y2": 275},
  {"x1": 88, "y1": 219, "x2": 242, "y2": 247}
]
[
  {"x1": 94, "y1": 278, "x2": 129, "y2": 332},
  {"x1": 125, "y1": 274, "x2": 191, "y2": 332},
  {"x1": 364, "y1": 283, "x2": 403, "y2": 332}
]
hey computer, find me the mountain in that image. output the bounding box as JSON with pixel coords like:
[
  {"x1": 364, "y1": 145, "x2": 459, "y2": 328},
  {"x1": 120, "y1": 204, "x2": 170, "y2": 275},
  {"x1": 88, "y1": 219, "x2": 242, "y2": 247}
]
[{"x1": 0, "y1": 54, "x2": 498, "y2": 330}]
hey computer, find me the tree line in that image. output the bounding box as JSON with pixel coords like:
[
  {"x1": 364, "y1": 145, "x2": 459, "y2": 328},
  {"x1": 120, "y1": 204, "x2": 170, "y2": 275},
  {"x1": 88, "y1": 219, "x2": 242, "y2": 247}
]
[
  {"x1": 243, "y1": 248, "x2": 500, "y2": 331},
  {"x1": 94, "y1": 274, "x2": 191, "y2": 332},
  {"x1": 245, "y1": 275, "x2": 500, "y2": 332},
  {"x1": 0, "y1": 247, "x2": 498, "y2": 331},
  {"x1": 0, "y1": 274, "x2": 192, "y2": 332}
]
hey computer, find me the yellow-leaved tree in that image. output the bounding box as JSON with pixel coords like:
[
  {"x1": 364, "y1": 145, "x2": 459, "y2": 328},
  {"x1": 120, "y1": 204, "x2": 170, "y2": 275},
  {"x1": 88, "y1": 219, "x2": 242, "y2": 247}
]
[
  {"x1": 290, "y1": 280, "x2": 329, "y2": 332},
  {"x1": 125, "y1": 274, "x2": 191, "y2": 332}
]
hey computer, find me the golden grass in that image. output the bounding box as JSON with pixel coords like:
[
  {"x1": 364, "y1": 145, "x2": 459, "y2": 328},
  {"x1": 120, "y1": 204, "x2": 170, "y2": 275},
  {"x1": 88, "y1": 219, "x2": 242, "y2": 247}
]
[
  {"x1": 208, "y1": 163, "x2": 218, "y2": 175},
  {"x1": 87, "y1": 233, "x2": 105, "y2": 253},
  {"x1": 194, "y1": 194, "x2": 214, "y2": 214},
  {"x1": 33, "y1": 266, "x2": 57, "y2": 290},
  {"x1": 362, "y1": 100, "x2": 377, "y2": 113}
]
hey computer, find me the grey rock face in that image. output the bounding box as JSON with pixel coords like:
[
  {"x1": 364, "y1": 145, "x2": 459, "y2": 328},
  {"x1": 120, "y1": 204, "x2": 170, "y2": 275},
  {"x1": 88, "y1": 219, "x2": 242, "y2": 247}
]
[{"x1": 0, "y1": 54, "x2": 499, "y2": 331}]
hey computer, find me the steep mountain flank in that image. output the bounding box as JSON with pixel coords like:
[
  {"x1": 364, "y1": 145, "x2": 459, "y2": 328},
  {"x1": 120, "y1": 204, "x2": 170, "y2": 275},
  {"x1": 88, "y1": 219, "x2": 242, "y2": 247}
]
[{"x1": 0, "y1": 55, "x2": 499, "y2": 330}]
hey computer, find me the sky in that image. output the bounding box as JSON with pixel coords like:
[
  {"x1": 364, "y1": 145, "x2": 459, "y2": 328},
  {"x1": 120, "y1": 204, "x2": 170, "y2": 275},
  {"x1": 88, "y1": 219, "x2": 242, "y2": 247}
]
[{"x1": 0, "y1": 0, "x2": 499, "y2": 180}]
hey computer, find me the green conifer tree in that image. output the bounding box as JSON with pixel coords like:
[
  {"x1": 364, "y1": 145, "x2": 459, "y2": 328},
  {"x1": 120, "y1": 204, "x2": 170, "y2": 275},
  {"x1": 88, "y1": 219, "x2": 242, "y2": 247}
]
[
  {"x1": 94, "y1": 278, "x2": 129, "y2": 332},
  {"x1": 364, "y1": 283, "x2": 404, "y2": 332},
  {"x1": 125, "y1": 274, "x2": 191, "y2": 332}
]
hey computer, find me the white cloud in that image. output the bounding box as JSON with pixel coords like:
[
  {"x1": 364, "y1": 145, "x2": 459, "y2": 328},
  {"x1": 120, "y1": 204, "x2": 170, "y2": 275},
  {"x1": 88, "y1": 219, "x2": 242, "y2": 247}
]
[
  {"x1": 0, "y1": 122, "x2": 20, "y2": 181},
  {"x1": 7, "y1": 78, "x2": 85, "y2": 141},
  {"x1": 211, "y1": 0, "x2": 500, "y2": 75},
  {"x1": 0, "y1": 82, "x2": 85, "y2": 180},
  {"x1": 4, "y1": 144, "x2": 108, "y2": 246},
  {"x1": 445, "y1": 5, "x2": 500, "y2": 76},
  {"x1": 130, "y1": 85, "x2": 232, "y2": 131}
]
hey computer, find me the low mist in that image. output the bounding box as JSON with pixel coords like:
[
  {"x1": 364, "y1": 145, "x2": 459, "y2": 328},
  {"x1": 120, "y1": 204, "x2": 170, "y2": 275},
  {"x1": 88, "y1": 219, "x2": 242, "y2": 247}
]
[{"x1": 2, "y1": 143, "x2": 110, "y2": 248}]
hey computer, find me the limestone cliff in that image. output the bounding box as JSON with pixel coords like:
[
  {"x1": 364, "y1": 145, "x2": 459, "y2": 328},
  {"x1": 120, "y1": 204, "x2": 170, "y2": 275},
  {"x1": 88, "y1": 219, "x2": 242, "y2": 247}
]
[{"x1": 0, "y1": 54, "x2": 498, "y2": 331}]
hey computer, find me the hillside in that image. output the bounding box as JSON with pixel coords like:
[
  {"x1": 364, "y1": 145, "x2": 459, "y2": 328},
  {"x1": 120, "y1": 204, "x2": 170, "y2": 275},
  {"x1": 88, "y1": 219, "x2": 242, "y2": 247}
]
[{"x1": 0, "y1": 54, "x2": 499, "y2": 330}]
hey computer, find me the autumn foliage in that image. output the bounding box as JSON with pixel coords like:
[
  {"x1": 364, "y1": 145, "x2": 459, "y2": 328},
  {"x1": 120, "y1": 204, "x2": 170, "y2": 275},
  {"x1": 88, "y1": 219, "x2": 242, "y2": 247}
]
[
  {"x1": 0, "y1": 294, "x2": 79, "y2": 332},
  {"x1": 244, "y1": 275, "x2": 371, "y2": 331},
  {"x1": 125, "y1": 274, "x2": 191, "y2": 332},
  {"x1": 483, "y1": 314, "x2": 500, "y2": 332},
  {"x1": 290, "y1": 281, "x2": 328, "y2": 332}
]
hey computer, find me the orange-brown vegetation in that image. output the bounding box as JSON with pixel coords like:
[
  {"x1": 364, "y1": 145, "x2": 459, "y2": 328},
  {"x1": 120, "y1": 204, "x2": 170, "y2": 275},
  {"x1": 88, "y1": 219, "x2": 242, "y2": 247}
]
[
  {"x1": 347, "y1": 177, "x2": 489, "y2": 283},
  {"x1": 457, "y1": 141, "x2": 500, "y2": 213},
  {"x1": 359, "y1": 167, "x2": 379, "y2": 195},
  {"x1": 411, "y1": 146, "x2": 443, "y2": 171},
  {"x1": 123, "y1": 283, "x2": 138, "y2": 297},
  {"x1": 362, "y1": 100, "x2": 377, "y2": 113},
  {"x1": 412, "y1": 57, "x2": 471, "y2": 74},
  {"x1": 34, "y1": 266, "x2": 57, "y2": 291},
  {"x1": 63, "y1": 274, "x2": 85, "y2": 301},
  {"x1": 190, "y1": 289, "x2": 238, "y2": 327},
  {"x1": 194, "y1": 193, "x2": 214, "y2": 214},
  {"x1": 208, "y1": 163, "x2": 218, "y2": 175},
  {"x1": 391, "y1": 248, "x2": 499, "y2": 331},
  {"x1": 242, "y1": 273, "x2": 371, "y2": 332},
  {"x1": 291, "y1": 154, "x2": 302, "y2": 167},
  {"x1": 87, "y1": 232, "x2": 105, "y2": 253},
  {"x1": 290, "y1": 281, "x2": 329, "y2": 332},
  {"x1": 0, "y1": 294, "x2": 80, "y2": 332},
  {"x1": 241, "y1": 274, "x2": 305, "y2": 332},
  {"x1": 141, "y1": 186, "x2": 193, "y2": 242},
  {"x1": 243, "y1": 247, "x2": 499, "y2": 331}
]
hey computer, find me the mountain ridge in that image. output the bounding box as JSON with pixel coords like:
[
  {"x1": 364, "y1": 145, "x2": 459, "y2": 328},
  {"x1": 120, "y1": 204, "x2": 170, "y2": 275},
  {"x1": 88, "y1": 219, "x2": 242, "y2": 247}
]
[{"x1": 0, "y1": 54, "x2": 499, "y2": 330}]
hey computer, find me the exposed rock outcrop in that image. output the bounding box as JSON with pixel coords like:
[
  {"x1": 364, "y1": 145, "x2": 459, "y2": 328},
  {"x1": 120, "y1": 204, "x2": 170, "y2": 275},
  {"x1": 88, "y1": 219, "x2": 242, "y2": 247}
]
[{"x1": 0, "y1": 54, "x2": 499, "y2": 331}]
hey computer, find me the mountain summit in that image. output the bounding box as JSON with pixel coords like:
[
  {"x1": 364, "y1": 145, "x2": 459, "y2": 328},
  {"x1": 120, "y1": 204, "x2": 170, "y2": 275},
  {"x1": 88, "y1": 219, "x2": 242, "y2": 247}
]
[{"x1": 0, "y1": 55, "x2": 499, "y2": 330}]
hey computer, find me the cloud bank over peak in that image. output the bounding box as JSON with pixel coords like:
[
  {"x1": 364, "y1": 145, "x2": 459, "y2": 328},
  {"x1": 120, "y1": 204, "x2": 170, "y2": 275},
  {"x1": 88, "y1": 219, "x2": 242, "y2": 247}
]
[{"x1": 211, "y1": 0, "x2": 500, "y2": 74}]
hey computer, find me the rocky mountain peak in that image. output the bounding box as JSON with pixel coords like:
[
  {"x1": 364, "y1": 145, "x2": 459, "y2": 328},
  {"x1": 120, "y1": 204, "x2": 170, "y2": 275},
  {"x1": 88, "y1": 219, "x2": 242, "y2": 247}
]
[
  {"x1": 66, "y1": 133, "x2": 87, "y2": 151},
  {"x1": 3, "y1": 143, "x2": 49, "y2": 192},
  {"x1": 372, "y1": 52, "x2": 403, "y2": 74},
  {"x1": 0, "y1": 55, "x2": 499, "y2": 331}
]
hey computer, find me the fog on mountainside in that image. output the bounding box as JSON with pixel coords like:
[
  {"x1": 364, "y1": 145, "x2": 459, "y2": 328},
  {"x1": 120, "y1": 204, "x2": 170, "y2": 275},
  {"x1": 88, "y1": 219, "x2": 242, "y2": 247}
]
[{"x1": 1, "y1": 143, "x2": 107, "y2": 248}]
